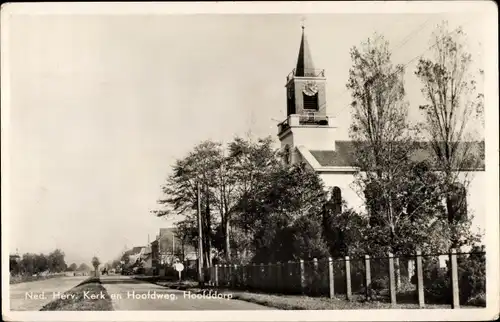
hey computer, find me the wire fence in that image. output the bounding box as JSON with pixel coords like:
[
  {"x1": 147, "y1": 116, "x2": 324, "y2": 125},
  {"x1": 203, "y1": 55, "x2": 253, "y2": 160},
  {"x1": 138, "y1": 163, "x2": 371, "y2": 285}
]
[{"x1": 207, "y1": 249, "x2": 486, "y2": 308}]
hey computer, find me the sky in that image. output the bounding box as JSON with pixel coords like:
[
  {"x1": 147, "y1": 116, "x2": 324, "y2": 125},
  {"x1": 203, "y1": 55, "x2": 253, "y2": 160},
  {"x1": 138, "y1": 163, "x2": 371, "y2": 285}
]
[{"x1": 4, "y1": 8, "x2": 489, "y2": 266}]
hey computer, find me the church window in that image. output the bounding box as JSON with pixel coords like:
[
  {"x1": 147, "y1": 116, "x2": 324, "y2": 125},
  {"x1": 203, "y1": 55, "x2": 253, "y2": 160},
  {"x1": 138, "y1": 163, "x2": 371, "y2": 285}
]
[
  {"x1": 446, "y1": 182, "x2": 467, "y2": 223},
  {"x1": 287, "y1": 87, "x2": 296, "y2": 115},
  {"x1": 331, "y1": 186, "x2": 342, "y2": 214},
  {"x1": 303, "y1": 92, "x2": 318, "y2": 110},
  {"x1": 365, "y1": 182, "x2": 384, "y2": 226},
  {"x1": 283, "y1": 145, "x2": 291, "y2": 164}
]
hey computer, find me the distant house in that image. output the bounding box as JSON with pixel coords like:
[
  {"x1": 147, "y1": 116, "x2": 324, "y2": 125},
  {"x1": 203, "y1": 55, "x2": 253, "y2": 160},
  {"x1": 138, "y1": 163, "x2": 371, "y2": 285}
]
[
  {"x1": 141, "y1": 245, "x2": 155, "y2": 275},
  {"x1": 155, "y1": 227, "x2": 197, "y2": 266},
  {"x1": 122, "y1": 246, "x2": 145, "y2": 269}
]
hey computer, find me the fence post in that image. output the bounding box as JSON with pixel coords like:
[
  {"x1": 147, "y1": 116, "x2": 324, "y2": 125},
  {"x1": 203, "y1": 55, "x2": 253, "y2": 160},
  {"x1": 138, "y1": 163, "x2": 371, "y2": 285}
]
[
  {"x1": 299, "y1": 259, "x2": 306, "y2": 294},
  {"x1": 288, "y1": 260, "x2": 293, "y2": 293},
  {"x1": 259, "y1": 263, "x2": 264, "y2": 290},
  {"x1": 276, "y1": 262, "x2": 282, "y2": 293},
  {"x1": 328, "y1": 257, "x2": 334, "y2": 299},
  {"x1": 313, "y1": 258, "x2": 318, "y2": 295},
  {"x1": 415, "y1": 250, "x2": 425, "y2": 308},
  {"x1": 267, "y1": 262, "x2": 273, "y2": 292},
  {"x1": 388, "y1": 252, "x2": 397, "y2": 307},
  {"x1": 254, "y1": 263, "x2": 258, "y2": 289},
  {"x1": 222, "y1": 264, "x2": 226, "y2": 287},
  {"x1": 241, "y1": 264, "x2": 245, "y2": 289},
  {"x1": 395, "y1": 257, "x2": 401, "y2": 290},
  {"x1": 220, "y1": 265, "x2": 224, "y2": 286},
  {"x1": 230, "y1": 264, "x2": 235, "y2": 288},
  {"x1": 215, "y1": 264, "x2": 219, "y2": 287},
  {"x1": 365, "y1": 255, "x2": 372, "y2": 300},
  {"x1": 345, "y1": 256, "x2": 352, "y2": 301},
  {"x1": 233, "y1": 264, "x2": 238, "y2": 288},
  {"x1": 250, "y1": 264, "x2": 255, "y2": 289},
  {"x1": 219, "y1": 264, "x2": 224, "y2": 286},
  {"x1": 450, "y1": 248, "x2": 460, "y2": 309}
]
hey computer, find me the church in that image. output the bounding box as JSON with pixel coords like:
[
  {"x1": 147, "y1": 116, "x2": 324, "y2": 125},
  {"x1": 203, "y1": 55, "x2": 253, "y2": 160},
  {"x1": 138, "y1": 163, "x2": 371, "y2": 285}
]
[{"x1": 276, "y1": 27, "x2": 486, "y2": 232}]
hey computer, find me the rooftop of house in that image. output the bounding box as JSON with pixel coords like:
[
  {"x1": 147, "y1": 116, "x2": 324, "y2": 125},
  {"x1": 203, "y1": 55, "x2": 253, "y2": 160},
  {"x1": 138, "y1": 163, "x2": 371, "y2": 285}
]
[{"x1": 123, "y1": 246, "x2": 145, "y2": 257}]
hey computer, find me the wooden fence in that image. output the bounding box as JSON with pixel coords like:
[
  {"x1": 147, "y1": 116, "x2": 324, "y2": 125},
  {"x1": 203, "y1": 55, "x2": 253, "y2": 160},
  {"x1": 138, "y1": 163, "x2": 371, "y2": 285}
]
[{"x1": 206, "y1": 249, "x2": 484, "y2": 309}]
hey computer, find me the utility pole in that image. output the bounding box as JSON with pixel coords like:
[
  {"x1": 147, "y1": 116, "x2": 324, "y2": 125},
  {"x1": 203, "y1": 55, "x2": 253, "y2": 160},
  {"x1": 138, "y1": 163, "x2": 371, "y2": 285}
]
[
  {"x1": 172, "y1": 233, "x2": 175, "y2": 259},
  {"x1": 197, "y1": 181, "x2": 204, "y2": 286}
]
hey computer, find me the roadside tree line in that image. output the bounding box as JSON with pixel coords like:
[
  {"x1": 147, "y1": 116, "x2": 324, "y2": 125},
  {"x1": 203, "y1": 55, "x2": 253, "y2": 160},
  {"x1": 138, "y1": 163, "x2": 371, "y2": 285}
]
[{"x1": 9, "y1": 249, "x2": 93, "y2": 276}]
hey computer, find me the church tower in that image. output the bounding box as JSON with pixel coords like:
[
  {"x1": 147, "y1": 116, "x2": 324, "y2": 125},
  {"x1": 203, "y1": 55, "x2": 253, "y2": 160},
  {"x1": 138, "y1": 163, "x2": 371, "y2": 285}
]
[{"x1": 278, "y1": 26, "x2": 337, "y2": 164}]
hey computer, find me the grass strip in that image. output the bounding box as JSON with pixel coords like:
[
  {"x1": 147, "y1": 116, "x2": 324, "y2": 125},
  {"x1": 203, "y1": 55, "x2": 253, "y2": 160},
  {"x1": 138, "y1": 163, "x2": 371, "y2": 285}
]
[
  {"x1": 178, "y1": 286, "x2": 456, "y2": 310},
  {"x1": 226, "y1": 292, "x2": 449, "y2": 310},
  {"x1": 133, "y1": 277, "x2": 470, "y2": 310},
  {"x1": 40, "y1": 277, "x2": 113, "y2": 311}
]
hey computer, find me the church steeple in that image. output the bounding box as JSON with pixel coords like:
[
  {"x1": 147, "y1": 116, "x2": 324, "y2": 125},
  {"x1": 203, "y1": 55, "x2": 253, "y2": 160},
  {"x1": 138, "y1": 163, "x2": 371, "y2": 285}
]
[
  {"x1": 295, "y1": 25, "x2": 316, "y2": 77},
  {"x1": 283, "y1": 25, "x2": 326, "y2": 118},
  {"x1": 278, "y1": 24, "x2": 336, "y2": 161}
]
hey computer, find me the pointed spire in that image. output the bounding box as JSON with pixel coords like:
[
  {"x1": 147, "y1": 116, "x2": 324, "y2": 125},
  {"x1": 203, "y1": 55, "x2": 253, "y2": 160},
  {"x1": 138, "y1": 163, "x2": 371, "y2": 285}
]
[{"x1": 295, "y1": 24, "x2": 315, "y2": 77}]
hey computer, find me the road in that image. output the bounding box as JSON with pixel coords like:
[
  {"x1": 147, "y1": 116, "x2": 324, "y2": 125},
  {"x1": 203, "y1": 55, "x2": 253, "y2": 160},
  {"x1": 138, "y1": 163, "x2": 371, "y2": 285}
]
[
  {"x1": 100, "y1": 275, "x2": 271, "y2": 310},
  {"x1": 9, "y1": 276, "x2": 88, "y2": 311}
]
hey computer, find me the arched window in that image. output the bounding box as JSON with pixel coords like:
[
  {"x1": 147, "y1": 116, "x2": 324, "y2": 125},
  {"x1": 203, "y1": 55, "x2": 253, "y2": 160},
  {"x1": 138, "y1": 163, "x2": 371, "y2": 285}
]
[
  {"x1": 407, "y1": 161, "x2": 432, "y2": 219},
  {"x1": 446, "y1": 182, "x2": 467, "y2": 223},
  {"x1": 331, "y1": 186, "x2": 342, "y2": 215},
  {"x1": 365, "y1": 182, "x2": 384, "y2": 226}
]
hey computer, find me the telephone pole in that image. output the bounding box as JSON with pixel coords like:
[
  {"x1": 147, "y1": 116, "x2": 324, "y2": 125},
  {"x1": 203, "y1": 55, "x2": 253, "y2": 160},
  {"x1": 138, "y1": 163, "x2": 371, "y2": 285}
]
[{"x1": 197, "y1": 181, "x2": 204, "y2": 285}]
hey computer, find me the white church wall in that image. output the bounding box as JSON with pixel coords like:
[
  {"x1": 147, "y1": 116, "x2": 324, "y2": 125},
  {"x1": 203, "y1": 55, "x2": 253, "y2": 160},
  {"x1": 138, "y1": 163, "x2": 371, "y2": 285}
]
[
  {"x1": 317, "y1": 170, "x2": 485, "y2": 238},
  {"x1": 460, "y1": 171, "x2": 486, "y2": 236},
  {"x1": 318, "y1": 172, "x2": 365, "y2": 213},
  {"x1": 290, "y1": 127, "x2": 338, "y2": 151}
]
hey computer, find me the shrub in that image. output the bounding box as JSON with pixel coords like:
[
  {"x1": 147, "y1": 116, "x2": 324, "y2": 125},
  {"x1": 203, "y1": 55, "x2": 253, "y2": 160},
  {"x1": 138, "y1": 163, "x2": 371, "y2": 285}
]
[
  {"x1": 466, "y1": 292, "x2": 486, "y2": 307},
  {"x1": 371, "y1": 277, "x2": 388, "y2": 291},
  {"x1": 416, "y1": 246, "x2": 486, "y2": 305}
]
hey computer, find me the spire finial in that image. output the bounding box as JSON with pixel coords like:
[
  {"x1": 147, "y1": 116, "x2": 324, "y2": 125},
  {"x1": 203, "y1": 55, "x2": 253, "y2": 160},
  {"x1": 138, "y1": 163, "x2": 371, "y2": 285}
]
[
  {"x1": 301, "y1": 16, "x2": 306, "y2": 30},
  {"x1": 295, "y1": 16, "x2": 314, "y2": 77}
]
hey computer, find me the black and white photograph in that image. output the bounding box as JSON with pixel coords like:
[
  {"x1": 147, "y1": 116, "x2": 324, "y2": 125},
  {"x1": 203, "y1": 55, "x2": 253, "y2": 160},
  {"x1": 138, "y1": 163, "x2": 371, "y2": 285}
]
[{"x1": 1, "y1": 2, "x2": 498, "y2": 321}]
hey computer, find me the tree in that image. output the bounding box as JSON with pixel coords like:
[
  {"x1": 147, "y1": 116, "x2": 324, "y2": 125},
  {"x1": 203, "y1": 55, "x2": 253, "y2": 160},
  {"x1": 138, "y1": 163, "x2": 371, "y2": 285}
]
[
  {"x1": 323, "y1": 199, "x2": 369, "y2": 258},
  {"x1": 48, "y1": 249, "x2": 66, "y2": 273},
  {"x1": 20, "y1": 254, "x2": 35, "y2": 275},
  {"x1": 34, "y1": 254, "x2": 49, "y2": 274},
  {"x1": 91, "y1": 256, "x2": 101, "y2": 275},
  {"x1": 415, "y1": 21, "x2": 484, "y2": 249},
  {"x1": 10, "y1": 256, "x2": 21, "y2": 275},
  {"x1": 154, "y1": 141, "x2": 224, "y2": 266},
  {"x1": 346, "y1": 33, "x2": 444, "y2": 256},
  {"x1": 246, "y1": 163, "x2": 328, "y2": 263},
  {"x1": 290, "y1": 215, "x2": 330, "y2": 260},
  {"x1": 67, "y1": 263, "x2": 78, "y2": 272},
  {"x1": 228, "y1": 136, "x2": 281, "y2": 262},
  {"x1": 77, "y1": 263, "x2": 91, "y2": 271},
  {"x1": 154, "y1": 136, "x2": 281, "y2": 264}
]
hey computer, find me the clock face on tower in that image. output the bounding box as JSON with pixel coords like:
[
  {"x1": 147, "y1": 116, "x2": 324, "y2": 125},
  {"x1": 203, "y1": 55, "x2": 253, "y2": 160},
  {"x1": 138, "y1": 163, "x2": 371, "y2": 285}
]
[{"x1": 303, "y1": 81, "x2": 318, "y2": 96}]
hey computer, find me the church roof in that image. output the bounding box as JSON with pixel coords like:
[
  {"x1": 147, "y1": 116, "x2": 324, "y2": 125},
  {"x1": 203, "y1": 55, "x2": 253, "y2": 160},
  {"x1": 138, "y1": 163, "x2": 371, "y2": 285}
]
[
  {"x1": 309, "y1": 141, "x2": 485, "y2": 170},
  {"x1": 295, "y1": 26, "x2": 316, "y2": 77}
]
